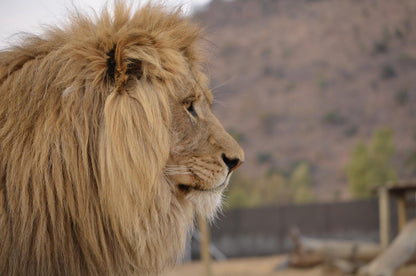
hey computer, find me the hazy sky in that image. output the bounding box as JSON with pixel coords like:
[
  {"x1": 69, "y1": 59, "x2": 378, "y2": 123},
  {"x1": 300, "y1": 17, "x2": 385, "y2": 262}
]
[{"x1": 0, "y1": 0, "x2": 211, "y2": 48}]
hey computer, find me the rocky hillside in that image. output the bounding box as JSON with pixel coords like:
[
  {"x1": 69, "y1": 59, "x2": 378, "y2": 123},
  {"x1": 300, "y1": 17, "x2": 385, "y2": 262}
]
[{"x1": 193, "y1": 0, "x2": 416, "y2": 201}]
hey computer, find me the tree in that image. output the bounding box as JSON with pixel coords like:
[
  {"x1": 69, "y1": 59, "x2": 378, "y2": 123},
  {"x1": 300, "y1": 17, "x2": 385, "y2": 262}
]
[
  {"x1": 226, "y1": 162, "x2": 315, "y2": 209},
  {"x1": 347, "y1": 129, "x2": 397, "y2": 198},
  {"x1": 290, "y1": 162, "x2": 315, "y2": 204},
  {"x1": 405, "y1": 136, "x2": 416, "y2": 177},
  {"x1": 226, "y1": 171, "x2": 290, "y2": 208}
]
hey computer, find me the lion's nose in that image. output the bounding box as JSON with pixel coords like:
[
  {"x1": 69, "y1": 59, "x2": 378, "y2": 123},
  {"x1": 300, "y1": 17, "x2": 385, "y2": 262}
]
[{"x1": 221, "y1": 153, "x2": 242, "y2": 173}]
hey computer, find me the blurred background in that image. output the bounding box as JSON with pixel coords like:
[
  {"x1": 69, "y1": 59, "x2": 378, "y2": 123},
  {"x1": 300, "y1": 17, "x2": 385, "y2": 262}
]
[
  {"x1": 181, "y1": 0, "x2": 416, "y2": 275},
  {"x1": 197, "y1": 0, "x2": 416, "y2": 206},
  {"x1": 184, "y1": 0, "x2": 416, "y2": 275},
  {"x1": 2, "y1": 0, "x2": 416, "y2": 275}
]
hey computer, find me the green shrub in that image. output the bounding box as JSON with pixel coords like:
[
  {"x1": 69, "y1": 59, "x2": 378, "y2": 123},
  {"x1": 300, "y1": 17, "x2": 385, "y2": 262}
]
[
  {"x1": 380, "y1": 64, "x2": 397, "y2": 80},
  {"x1": 290, "y1": 162, "x2": 315, "y2": 204},
  {"x1": 316, "y1": 74, "x2": 327, "y2": 89},
  {"x1": 225, "y1": 162, "x2": 315, "y2": 209},
  {"x1": 256, "y1": 152, "x2": 272, "y2": 164},
  {"x1": 322, "y1": 111, "x2": 347, "y2": 126},
  {"x1": 262, "y1": 65, "x2": 273, "y2": 76},
  {"x1": 262, "y1": 66, "x2": 284, "y2": 78},
  {"x1": 395, "y1": 88, "x2": 409, "y2": 105},
  {"x1": 373, "y1": 41, "x2": 388, "y2": 54},
  {"x1": 406, "y1": 137, "x2": 416, "y2": 174},
  {"x1": 347, "y1": 129, "x2": 397, "y2": 198},
  {"x1": 395, "y1": 28, "x2": 404, "y2": 39},
  {"x1": 344, "y1": 125, "x2": 358, "y2": 137}
]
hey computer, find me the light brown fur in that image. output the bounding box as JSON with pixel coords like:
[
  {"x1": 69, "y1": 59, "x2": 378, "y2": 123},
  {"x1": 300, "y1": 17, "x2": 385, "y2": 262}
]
[{"x1": 0, "y1": 3, "x2": 243, "y2": 276}]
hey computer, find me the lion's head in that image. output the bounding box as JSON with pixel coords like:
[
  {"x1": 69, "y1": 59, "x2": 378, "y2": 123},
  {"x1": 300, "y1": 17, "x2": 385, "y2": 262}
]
[{"x1": 0, "y1": 3, "x2": 243, "y2": 275}]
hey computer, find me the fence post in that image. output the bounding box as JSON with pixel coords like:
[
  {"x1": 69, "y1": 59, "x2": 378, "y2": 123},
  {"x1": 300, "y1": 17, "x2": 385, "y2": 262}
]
[
  {"x1": 198, "y1": 214, "x2": 213, "y2": 276},
  {"x1": 397, "y1": 193, "x2": 407, "y2": 232},
  {"x1": 378, "y1": 187, "x2": 390, "y2": 249}
]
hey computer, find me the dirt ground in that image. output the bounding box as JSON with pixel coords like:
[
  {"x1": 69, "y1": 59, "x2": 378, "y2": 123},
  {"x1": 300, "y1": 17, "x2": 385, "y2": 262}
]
[{"x1": 162, "y1": 255, "x2": 416, "y2": 276}]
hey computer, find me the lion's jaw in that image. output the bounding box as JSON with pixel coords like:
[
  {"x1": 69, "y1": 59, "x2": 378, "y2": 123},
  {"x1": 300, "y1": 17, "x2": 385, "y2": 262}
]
[
  {"x1": 184, "y1": 173, "x2": 232, "y2": 218},
  {"x1": 166, "y1": 169, "x2": 231, "y2": 218}
]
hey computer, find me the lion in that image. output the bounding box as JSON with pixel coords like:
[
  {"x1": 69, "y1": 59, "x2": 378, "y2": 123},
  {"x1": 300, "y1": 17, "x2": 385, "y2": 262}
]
[{"x1": 0, "y1": 3, "x2": 244, "y2": 275}]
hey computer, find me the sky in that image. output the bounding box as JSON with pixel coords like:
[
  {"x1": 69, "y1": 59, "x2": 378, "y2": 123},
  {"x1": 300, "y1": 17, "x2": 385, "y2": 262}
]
[{"x1": 0, "y1": 0, "x2": 211, "y2": 48}]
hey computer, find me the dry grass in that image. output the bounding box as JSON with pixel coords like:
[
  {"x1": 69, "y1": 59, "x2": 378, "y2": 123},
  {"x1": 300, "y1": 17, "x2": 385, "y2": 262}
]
[
  {"x1": 163, "y1": 255, "x2": 416, "y2": 276},
  {"x1": 163, "y1": 255, "x2": 321, "y2": 276}
]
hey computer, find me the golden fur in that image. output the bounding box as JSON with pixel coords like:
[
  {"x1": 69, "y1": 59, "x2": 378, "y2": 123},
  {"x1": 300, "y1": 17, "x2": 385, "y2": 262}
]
[{"x1": 0, "y1": 3, "x2": 243, "y2": 276}]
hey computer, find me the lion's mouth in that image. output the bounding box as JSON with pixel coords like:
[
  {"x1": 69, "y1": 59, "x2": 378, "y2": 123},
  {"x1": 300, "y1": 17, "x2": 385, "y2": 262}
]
[{"x1": 177, "y1": 181, "x2": 227, "y2": 194}]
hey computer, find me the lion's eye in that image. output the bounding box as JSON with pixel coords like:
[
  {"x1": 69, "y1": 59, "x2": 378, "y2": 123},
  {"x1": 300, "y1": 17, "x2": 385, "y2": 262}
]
[{"x1": 185, "y1": 101, "x2": 198, "y2": 117}]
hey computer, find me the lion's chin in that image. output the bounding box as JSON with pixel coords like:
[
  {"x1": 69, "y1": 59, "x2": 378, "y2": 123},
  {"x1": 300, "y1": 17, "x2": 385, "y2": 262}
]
[
  {"x1": 186, "y1": 190, "x2": 224, "y2": 220},
  {"x1": 171, "y1": 175, "x2": 230, "y2": 219}
]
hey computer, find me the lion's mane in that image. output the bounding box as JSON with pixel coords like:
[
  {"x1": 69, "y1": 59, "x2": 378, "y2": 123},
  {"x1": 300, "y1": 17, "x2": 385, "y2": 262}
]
[{"x1": 0, "y1": 4, "x2": 203, "y2": 275}]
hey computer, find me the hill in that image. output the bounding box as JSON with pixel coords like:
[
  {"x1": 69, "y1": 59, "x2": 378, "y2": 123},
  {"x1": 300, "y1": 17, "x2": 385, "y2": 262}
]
[{"x1": 193, "y1": 0, "x2": 416, "y2": 202}]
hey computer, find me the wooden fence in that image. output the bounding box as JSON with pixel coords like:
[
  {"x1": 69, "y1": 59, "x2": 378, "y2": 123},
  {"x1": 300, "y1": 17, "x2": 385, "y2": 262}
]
[{"x1": 206, "y1": 199, "x2": 400, "y2": 258}]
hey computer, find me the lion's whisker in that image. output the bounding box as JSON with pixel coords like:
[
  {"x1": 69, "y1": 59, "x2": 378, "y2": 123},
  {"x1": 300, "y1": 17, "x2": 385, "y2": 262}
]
[
  {"x1": 163, "y1": 165, "x2": 193, "y2": 175},
  {"x1": 210, "y1": 77, "x2": 234, "y2": 93},
  {"x1": 163, "y1": 168, "x2": 189, "y2": 172},
  {"x1": 164, "y1": 172, "x2": 193, "y2": 176}
]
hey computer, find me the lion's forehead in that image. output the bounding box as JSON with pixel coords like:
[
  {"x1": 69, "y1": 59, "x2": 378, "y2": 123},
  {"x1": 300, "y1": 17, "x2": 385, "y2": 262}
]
[{"x1": 187, "y1": 72, "x2": 213, "y2": 105}]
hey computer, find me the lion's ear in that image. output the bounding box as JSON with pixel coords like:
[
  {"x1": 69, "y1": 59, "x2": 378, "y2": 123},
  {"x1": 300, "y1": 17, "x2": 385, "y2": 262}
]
[
  {"x1": 126, "y1": 58, "x2": 143, "y2": 80},
  {"x1": 106, "y1": 46, "x2": 117, "y2": 82},
  {"x1": 106, "y1": 44, "x2": 143, "y2": 85}
]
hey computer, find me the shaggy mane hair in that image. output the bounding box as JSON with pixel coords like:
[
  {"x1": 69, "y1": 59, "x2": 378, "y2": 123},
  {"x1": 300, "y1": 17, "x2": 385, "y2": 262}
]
[{"x1": 0, "y1": 3, "x2": 204, "y2": 275}]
